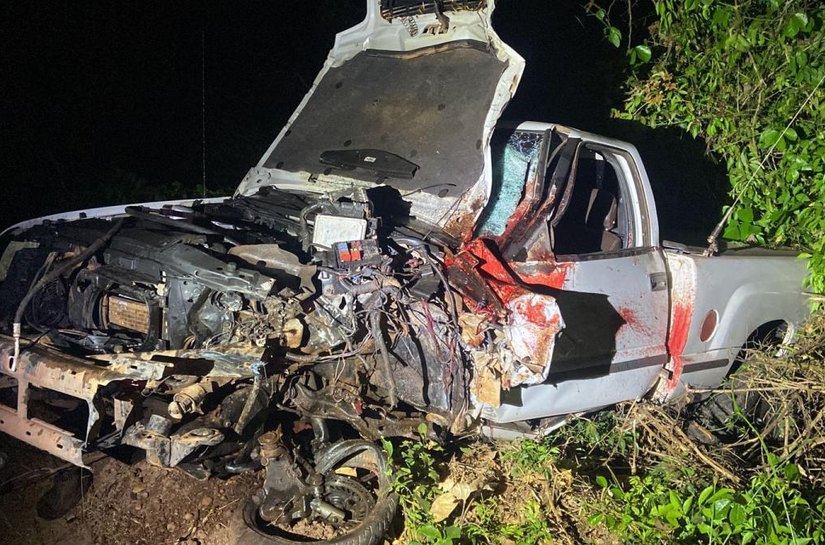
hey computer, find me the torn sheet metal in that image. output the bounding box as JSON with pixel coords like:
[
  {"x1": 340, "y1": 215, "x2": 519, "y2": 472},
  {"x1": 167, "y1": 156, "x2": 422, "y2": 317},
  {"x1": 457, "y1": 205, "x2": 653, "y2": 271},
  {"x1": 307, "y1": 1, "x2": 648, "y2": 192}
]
[
  {"x1": 653, "y1": 254, "x2": 695, "y2": 401},
  {"x1": 469, "y1": 351, "x2": 501, "y2": 407},
  {"x1": 504, "y1": 293, "x2": 564, "y2": 386},
  {"x1": 449, "y1": 238, "x2": 565, "y2": 398}
]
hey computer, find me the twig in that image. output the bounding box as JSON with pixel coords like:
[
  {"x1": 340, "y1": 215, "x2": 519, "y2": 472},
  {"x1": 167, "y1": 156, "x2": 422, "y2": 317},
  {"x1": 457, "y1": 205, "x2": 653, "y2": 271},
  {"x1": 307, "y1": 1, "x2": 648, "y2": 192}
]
[
  {"x1": 637, "y1": 405, "x2": 740, "y2": 484},
  {"x1": 783, "y1": 405, "x2": 825, "y2": 462}
]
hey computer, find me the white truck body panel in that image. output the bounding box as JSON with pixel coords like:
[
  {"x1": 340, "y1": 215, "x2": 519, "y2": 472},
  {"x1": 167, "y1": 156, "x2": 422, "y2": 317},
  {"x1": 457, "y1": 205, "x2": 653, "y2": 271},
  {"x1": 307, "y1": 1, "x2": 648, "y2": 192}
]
[
  {"x1": 236, "y1": 0, "x2": 525, "y2": 235},
  {"x1": 663, "y1": 250, "x2": 809, "y2": 392}
]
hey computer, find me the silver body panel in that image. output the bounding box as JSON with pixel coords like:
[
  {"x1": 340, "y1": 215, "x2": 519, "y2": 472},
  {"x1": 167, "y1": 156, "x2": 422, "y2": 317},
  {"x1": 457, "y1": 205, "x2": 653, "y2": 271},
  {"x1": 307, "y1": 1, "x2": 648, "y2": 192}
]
[{"x1": 480, "y1": 124, "x2": 810, "y2": 424}]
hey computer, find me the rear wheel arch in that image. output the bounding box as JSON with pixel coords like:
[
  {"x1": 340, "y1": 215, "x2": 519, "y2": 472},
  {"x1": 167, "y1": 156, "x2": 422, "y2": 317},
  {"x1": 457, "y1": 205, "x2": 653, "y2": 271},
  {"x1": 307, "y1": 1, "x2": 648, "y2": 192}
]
[
  {"x1": 694, "y1": 318, "x2": 793, "y2": 444},
  {"x1": 728, "y1": 319, "x2": 790, "y2": 376}
]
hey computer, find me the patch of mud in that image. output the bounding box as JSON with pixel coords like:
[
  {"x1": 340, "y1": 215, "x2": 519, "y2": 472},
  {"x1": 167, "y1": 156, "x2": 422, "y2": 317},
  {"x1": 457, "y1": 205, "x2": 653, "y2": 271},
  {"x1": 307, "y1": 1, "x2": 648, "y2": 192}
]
[{"x1": 0, "y1": 435, "x2": 256, "y2": 545}]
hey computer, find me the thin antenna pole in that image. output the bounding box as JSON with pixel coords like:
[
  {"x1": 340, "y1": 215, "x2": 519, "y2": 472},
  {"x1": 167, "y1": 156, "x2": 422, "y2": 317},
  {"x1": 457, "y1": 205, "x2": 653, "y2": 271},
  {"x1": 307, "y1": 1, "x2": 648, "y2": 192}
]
[
  {"x1": 201, "y1": 27, "x2": 207, "y2": 197},
  {"x1": 705, "y1": 73, "x2": 825, "y2": 256}
]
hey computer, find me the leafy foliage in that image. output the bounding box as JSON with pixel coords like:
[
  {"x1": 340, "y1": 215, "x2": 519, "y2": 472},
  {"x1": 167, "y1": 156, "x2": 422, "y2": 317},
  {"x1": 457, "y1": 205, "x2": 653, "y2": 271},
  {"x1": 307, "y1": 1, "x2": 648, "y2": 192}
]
[
  {"x1": 499, "y1": 436, "x2": 559, "y2": 480},
  {"x1": 387, "y1": 410, "x2": 825, "y2": 544},
  {"x1": 592, "y1": 455, "x2": 825, "y2": 544},
  {"x1": 386, "y1": 429, "x2": 557, "y2": 544},
  {"x1": 608, "y1": 0, "x2": 825, "y2": 292},
  {"x1": 384, "y1": 425, "x2": 462, "y2": 545},
  {"x1": 96, "y1": 169, "x2": 226, "y2": 204}
]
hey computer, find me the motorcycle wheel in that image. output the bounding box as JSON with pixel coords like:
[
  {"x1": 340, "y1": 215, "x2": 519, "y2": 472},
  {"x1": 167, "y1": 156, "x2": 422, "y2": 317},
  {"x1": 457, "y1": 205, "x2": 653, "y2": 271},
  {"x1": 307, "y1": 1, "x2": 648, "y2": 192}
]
[{"x1": 230, "y1": 440, "x2": 398, "y2": 545}]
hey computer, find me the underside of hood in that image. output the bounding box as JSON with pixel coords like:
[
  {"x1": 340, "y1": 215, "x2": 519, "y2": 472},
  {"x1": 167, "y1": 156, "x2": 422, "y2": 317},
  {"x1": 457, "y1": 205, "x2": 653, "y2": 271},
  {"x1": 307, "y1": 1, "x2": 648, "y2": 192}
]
[{"x1": 236, "y1": 0, "x2": 524, "y2": 237}]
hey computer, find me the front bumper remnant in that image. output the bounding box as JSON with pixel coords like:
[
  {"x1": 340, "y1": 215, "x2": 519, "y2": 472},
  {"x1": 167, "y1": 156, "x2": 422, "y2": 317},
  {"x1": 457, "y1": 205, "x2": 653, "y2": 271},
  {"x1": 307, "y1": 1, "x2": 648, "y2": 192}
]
[
  {"x1": 0, "y1": 334, "x2": 258, "y2": 467},
  {"x1": 0, "y1": 335, "x2": 168, "y2": 466}
]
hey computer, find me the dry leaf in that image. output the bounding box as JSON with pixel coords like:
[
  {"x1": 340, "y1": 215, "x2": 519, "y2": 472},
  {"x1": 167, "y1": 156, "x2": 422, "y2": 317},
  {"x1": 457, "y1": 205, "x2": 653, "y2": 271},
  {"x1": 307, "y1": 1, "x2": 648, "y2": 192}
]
[
  {"x1": 438, "y1": 477, "x2": 456, "y2": 492},
  {"x1": 335, "y1": 467, "x2": 358, "y2": 477},
  {"x1": 430, "y1": 492, "x2": 459, "y2": 522},
  {"x1": 451, "y1": 482, "x2": 476, "y2": 501}
]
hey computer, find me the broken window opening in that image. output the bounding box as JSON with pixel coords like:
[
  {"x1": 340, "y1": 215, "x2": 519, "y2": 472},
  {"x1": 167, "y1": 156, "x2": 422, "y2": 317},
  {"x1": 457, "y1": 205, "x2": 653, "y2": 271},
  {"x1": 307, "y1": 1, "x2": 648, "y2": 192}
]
[
  {"x1": 476, "y1": 129, "x2": 544, "y2": 237},
  {"x1": 493, "y1": 137, "x2": 638, "y2": 261},
  {"x1": 499, "y1": 134, "x2": 578, "y2": 262},
  {"x1": 550, "y1": 146, "x2": 632, "y2": 256}
]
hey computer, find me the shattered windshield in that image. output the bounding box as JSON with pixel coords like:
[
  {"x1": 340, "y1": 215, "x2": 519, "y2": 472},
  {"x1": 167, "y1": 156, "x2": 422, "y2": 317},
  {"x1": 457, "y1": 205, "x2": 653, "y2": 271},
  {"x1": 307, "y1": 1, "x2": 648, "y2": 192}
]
[{"x1": 476, "y1": 129, "x2": 544, "y2": 236}]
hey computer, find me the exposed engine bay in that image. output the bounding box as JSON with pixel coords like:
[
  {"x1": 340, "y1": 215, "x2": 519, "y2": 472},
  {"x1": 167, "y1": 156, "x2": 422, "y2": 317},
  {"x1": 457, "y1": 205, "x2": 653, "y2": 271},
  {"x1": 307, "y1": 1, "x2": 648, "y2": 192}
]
[
  {"x1": 0, "y1": 187, "x2": 464, "y2": 439},
  {"x1": 0, "y1": 4, "x2": 568, "y2": 539},
  {"x1": 0, "y1": 185, "x2": 566, "y2": 475},
  {"x1": 0, "y1": 177, "x2": 566, "y2": 541}
]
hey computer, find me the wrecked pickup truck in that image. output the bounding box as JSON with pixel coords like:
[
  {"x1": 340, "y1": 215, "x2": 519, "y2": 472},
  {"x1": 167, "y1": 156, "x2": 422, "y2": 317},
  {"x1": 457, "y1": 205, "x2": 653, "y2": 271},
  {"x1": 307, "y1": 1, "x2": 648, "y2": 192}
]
[{"x1": 0, "y1": 1, "x2": 811, "y2": 544}]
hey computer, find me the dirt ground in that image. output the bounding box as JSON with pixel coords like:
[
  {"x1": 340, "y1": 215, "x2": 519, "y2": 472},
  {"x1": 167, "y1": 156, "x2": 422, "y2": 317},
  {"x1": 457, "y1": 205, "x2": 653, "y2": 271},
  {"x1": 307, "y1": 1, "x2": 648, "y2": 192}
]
[{"x1": 0, "y1": 435, "x2": 258, "y2": 545}]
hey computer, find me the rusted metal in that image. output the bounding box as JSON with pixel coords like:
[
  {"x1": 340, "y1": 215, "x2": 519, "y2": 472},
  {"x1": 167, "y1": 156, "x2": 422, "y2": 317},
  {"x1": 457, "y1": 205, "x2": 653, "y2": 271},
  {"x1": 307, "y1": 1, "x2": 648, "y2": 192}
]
[
  {"x1": 123, "y1": 417, "x2": 224, "y2": 467},
  {"x1": 0, "y1": 333, "x2": 262, "y2": 465},
  {"x1": 0, "y1": 404, "x2": 87, "y2": 467},
  {"x1": 168, "y1": 381, "x2": 219, "y2": 420},
  {"x1": 90, "y1": 343, "x2": 265, "y2": 375},
  {"x1": 258, "y1": 428, "x2": 285, "y2": 460}
]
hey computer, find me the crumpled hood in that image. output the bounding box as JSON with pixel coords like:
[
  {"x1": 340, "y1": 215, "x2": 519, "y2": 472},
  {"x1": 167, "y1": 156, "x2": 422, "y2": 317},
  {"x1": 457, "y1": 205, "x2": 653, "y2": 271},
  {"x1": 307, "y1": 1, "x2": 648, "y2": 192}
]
[{"x1": 236, "y1": 0, "x2": 524, "y2": 238}]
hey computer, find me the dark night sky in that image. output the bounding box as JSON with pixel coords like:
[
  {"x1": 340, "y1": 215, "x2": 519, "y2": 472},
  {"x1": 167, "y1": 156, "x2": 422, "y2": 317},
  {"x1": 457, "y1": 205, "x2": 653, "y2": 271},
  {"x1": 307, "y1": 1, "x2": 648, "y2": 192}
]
[{"x1": 0, "y1": 1, "x2": 727, "y2": 240}]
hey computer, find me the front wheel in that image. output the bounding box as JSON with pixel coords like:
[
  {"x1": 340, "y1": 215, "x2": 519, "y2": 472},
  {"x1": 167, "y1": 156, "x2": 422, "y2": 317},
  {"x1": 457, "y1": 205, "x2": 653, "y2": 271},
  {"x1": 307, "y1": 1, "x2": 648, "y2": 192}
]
[{"x1": 230, "y1": 440, "x2": 398, "y2": 545}]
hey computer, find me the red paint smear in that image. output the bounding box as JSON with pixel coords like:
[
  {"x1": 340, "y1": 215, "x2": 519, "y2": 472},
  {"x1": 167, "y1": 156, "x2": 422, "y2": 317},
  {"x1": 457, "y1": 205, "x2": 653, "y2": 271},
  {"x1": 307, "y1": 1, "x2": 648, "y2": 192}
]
[
  {"x1": 448, "y1": 239, "x2": 570, "y2": 330},
  {"x1": 464, "y1": 239, "x2": 572, "y2": 302},
  {"x1": 514, "y1": 297, "x2": 561, "y2": 328},
  {"x1": 666, "y1": 303, "x2": 692, "y2": 390},
  {"x1": 618, "y1": 307, "x2": 641, "y2": 331},
  {"x1": 490, "y1": 283, "x2": 526, "y2": 303},
  {"x1": 464, "y1": 239, "x2": 510, "y2": 283},
  {"x1": 462, "y1": 239, "x2": 531, "y2": 304},
  {"x1": 618, "y1": 306, "x2": 655, "y2": 338}
]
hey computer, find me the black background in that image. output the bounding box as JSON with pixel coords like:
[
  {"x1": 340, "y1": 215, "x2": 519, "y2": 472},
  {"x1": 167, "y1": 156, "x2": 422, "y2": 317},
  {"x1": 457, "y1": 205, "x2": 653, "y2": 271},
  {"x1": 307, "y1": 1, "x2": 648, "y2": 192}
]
[{"x1": 0, "y1": 1, "x2": 728, "y2": 241}]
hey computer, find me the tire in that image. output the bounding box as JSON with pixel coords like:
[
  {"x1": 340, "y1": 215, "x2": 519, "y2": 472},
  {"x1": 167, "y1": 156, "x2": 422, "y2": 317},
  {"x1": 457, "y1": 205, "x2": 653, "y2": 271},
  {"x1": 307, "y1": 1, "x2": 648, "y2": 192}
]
[
  {"x1": 695, "y1": 378, "x2": 765, "y2": 438},
  {"x1": 230, "y1": 440, "x2": 398, "y2": 545},
  {"x1": 695, "y1": 322, "x2": 788, "y2": 442},
  {"x1": 230, "y1": 490, "x2": 398, "y2": 545}
]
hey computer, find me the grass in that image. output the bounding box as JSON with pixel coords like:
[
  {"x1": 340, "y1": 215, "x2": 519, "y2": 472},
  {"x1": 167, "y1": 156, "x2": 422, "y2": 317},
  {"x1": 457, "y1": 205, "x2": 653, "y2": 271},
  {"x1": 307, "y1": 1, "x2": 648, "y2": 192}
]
[{"x1": 387, "y1": 313, "x2": 825, "y2": 544}]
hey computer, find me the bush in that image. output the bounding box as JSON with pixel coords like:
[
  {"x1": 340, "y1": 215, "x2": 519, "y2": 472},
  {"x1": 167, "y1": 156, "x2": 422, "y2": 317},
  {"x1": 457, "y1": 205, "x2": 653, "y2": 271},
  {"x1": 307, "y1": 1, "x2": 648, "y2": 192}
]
[{"x1": 596, "y1": 0, "x2": 825, "y2": 292}]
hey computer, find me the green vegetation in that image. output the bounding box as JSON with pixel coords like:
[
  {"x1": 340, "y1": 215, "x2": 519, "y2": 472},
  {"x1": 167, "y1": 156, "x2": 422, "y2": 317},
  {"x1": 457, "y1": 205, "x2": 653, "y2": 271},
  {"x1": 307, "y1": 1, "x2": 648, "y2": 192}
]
[
  {"x1": 592, "y1": 455, "x2": 825, "y2": 544},
  {"x1": 387, "y1": 317, "x2": 825, "y2": 543},
  {"x1": 591, "y1": 0, "x2": 825, "y2": 292},
  {"x1": 385, "y1": 423, "x2": 558, "y2": 545}
]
